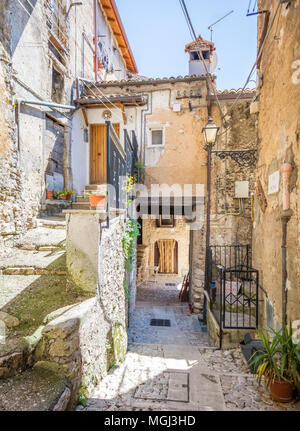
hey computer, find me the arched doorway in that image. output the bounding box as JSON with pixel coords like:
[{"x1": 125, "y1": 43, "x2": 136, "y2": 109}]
[{"x1": 154, "y1": 240, "x2": 178, "y2": 274}]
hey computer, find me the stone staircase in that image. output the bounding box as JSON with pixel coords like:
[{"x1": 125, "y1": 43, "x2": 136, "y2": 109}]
[
  {"x1": 136, "y1": 244, "x2": 148, "y2": 285},
  {"x1": 72, "y1": 184, "x2": 107, "y2": 211},
  {"x1": 0, "y1": 216, "x2": 92, "y2": 410}
]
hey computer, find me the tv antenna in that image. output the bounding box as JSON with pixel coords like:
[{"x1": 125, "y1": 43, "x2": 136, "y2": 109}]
[{"x1": 208, "y1": 10, "x2": 234, "y2": 42}]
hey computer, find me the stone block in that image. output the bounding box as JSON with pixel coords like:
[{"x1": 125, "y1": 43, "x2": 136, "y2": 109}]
[
  {"x1": 43, "y1": 318, "x2": 80, "y2": 340},
  {"x1": 0, "y1": 311, "x2": 19, "y2": 328}
]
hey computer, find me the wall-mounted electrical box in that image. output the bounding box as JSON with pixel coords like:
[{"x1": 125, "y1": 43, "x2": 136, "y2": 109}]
[
  {"x1": 235, "y1": 181, "x2": 249, "y2": 198},
  {"x1": 173, "y1": 103, "x2": 181, "y2": 112}
]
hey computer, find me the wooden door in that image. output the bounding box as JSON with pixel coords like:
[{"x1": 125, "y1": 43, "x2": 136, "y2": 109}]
[
  {"x1": 90, "y1": 125, "x2": 107, "y2": 184},
  {"x1": 90, "y1": 124, "x2": 120, "y2": 184}
]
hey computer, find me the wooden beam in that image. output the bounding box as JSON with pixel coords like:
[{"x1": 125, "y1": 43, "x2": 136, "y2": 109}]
[
  {"x1": 82, "y1": 108, "x2": 88, "y2": 126},
  {"x1": 114, "y1": 103, "x2": 127, "y2": 125}
]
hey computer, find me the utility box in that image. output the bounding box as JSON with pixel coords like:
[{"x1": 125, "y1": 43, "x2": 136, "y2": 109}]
[
  {"x1": 173, "y1": 103, "x2": 181, "y2": 112},
  {"x1": 235, "y1": 181, "x2": 249, "y2": 198}
]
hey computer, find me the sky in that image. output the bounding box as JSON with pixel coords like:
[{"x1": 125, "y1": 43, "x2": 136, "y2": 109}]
[{"x1": 115, "y1": 0, "x2": 258, "y2": 91}]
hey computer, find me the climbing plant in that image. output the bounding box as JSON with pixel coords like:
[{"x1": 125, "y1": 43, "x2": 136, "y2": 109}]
[
  {"x1": 122, "y1": 216, "x2": 140, "y2": 272},
  {"x1": 121, "y1": 174, "x2": 141, "y2": 299}
]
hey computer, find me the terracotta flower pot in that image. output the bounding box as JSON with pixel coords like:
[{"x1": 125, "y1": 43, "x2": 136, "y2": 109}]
[
  {"x1": 66, "y1": 194, "x2": 71, "y2": 201},
  {"x1": 89, "y1": 194, "x2": 106, "y2": 207},
  {"x1": 46, "y1": 190, "x2": 54, "y2": 200},
  {"x1": 269, "y1": 379, "x2": 294, "y2": 403},
  {"x1": 60, "y1": 195, "x2": 66, "y2": 200}
]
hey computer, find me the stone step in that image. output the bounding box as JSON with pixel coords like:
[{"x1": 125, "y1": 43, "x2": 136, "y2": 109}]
[
  {"x1": 0, "y1": 361, "x2": 70, "y2": 411},
  {"x1": 37, "y1": 218, "x2": 66, "y2": 230},
  {"x1": 2, "y1": 268, "x2": 66, "y2": 276},
  {"x1": 76, "y1": 196, "x2": 89, "y2": 203},
  {"x1": 16, "y1": 227, "x2": 66, "y2": 250},
  {"x1": 85, "y1": 184, "x2": 107, "y2": 193},
  {"x1": 0, "y1": 249, "x2": 66, "y2": 274},
  {"x1": 71, "y1": 202, "x2": 91, "y2": 210}
]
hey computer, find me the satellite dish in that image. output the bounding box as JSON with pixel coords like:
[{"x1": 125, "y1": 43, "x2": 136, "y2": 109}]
[{"x1": 211, "y1": 52, "x2": 218, "y2": 72}]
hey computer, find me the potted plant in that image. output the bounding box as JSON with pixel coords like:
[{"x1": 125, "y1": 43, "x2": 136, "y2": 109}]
[
  {"x1": 45, "y1": 183, "x2": 54, "y2": 200},
  {"x1": 56, "y1": 189, "x2": 75, "y2": 200},
  {"x1": 250, "y1": 324, "x2": 300, "y2": 402},
  {"x1": 88, "y1": 192, "x2": 106, "y2": 207}
]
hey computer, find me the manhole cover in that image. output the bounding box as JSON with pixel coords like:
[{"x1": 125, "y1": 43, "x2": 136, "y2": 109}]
[
  {"x1": 134, "y1": 371, "x2": 189, "y2": 403},
  {"x1": 150, "y1": 319, "x2": 171, "y2": 327}
]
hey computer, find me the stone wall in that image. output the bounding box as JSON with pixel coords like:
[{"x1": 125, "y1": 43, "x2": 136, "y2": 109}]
[
  {"x1": 0, "y1": 0, "x2": 130, "y2": 246},
  {"x1": 252, "y1": 0, "x2": 300, "y2": 328},
  {"x1": 141, "y1": 216, "x2": 190, "y2": 279},
  {"x1": 62, "y1": 211, "x2": 128, "y2": 404},
  {"x1": 190, "y1": 96, "x2": 257, "y2": 316}
]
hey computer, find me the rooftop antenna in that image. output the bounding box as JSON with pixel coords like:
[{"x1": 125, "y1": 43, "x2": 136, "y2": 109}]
[{"x1": 208, "y1": 10, "x2": 234, "y2": 42}]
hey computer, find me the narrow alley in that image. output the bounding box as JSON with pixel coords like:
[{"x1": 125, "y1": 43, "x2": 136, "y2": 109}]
[
  {"x1": 0, "y1": 0, "x2": 299, "y2": 416},
  {"x1": 77, "y1": 279, "x2": 300, "y2": 412}
]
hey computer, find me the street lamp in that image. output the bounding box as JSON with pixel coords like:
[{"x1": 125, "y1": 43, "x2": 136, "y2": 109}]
[
  {"x1": 202, "y1": 117, "x2": 219, "y2": 322},
  {"x1": 202, "y1": 117, "x2": 219, "y2": 146}
]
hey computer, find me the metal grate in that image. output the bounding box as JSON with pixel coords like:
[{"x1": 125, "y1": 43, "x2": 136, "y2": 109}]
[
  {"x1": 165, "y1": 283, "x2": 176, "y2": 286},
  {"x1": 150, "y1": 319, "x2": 171, "y2": 327}
]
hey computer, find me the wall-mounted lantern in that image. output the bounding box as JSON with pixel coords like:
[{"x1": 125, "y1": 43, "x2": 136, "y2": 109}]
[{"x1": 202, "y1": 116, "x2": 219, "y2": 146}]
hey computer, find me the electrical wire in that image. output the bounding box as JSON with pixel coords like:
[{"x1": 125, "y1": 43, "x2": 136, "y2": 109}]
[
  {"x1": 224, "y1": 0, "x2": 282, "y2": 119},
  {"x1": 80, "y1": 80, "x2": 125, "y2": 123},
  {"x1": 15, "y1": 0, "x2": 131, "y2": 123}
]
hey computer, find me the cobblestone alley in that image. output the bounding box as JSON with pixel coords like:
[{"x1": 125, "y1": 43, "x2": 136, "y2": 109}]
[{"x1": 78, "y1": 279, "x2": 300, "y2": 412}]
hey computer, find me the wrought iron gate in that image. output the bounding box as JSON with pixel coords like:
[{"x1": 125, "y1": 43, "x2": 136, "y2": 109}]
[{"x1": 207, "y1": 245, "x2": 259, "y2": 331}]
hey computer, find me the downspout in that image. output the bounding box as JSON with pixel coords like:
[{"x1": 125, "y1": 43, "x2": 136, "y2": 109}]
[
  {"x1": 280, "y1": 163, "x2": 293, "y2": 329},
  {"x1": 17, "y1": 99, "x2": 76, "y2": 110},
  {"x1": 143, "y1": 91, "x2": 153, "y2": 165},
  {"x1": 93, "y1": 0, "x2": 98, "y2": 82}
]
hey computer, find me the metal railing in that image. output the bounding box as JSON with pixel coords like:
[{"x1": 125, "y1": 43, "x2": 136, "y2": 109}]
[
  {"x1": 207, "y1": 245, "x2": 258, "y2": 332},
  {"x1": 125, "y1": 130, "x2": 138, "y2": 178},
  {"x1": 106, "y1": 122, "x2": 126, "y2": 209},
  {"x1": 106, "y1": 123, "x2": 139, "y2": 210}
]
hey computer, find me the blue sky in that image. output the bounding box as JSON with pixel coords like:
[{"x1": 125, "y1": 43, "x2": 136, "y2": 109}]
[{"x1": 115, "y1": 0, "x2": 258, "y2": 90}]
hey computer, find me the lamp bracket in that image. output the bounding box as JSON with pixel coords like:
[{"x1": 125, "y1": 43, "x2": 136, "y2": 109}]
[{"x1": 212, "y1": 149, "x2": 257, "y2": 167}]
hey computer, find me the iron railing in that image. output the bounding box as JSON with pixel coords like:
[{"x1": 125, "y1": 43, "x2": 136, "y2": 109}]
[
  {"x1": 106, "y1": 123, "x2": 139, "y2": 210},
  {"x1": 125, "y1": 130, "x2": 138, "y2": 178},
  {"x1": 106, "y1": 122, "x2": 126, "y2": 209},
  {"x1": 207, "y1": 245, "x2": 258, "y2": 333}
]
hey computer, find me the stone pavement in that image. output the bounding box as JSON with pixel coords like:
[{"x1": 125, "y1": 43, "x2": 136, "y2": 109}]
[{"x1": 77, "y1": 279, "x2": 300, "y2": 412}]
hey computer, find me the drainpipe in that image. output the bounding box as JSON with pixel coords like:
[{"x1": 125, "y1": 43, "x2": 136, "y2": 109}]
[
  {"x1": 143, "y1": 92, "x2": 153, "y2": 165},
  {"x1": 280, "y1": 162, "x2": 293, "y2": 329},
  {"x1": 93, "y1": 0, "x2": 98, "y2": 82},
  {"x1": 17, "y1": 99, "x2": 76, "y2": 110}
]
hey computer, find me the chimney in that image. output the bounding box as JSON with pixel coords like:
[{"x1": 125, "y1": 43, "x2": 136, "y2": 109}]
[{"x1": 185, "y1": 35, "x2": 216, "y2": 76}]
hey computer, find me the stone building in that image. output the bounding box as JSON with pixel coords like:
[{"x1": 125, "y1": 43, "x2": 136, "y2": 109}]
[
  {"x1": 0, "y1": 0, "x2": 137, "y2": 250},
  {"x1": 83, "y1": 38, "x2": 259, "y2": 321},
  {"x1": 251, "y1": 0, "x2": 300, "y2": 329}
]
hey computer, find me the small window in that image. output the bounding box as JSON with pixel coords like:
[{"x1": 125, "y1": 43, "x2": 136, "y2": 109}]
[
  {"x1": 190, "y1": 51, "x2": 200, "y2": 61},
  {"x1": 156, "y1": 215, "x2": 175, "y2": 228},
  {"x1": 151, "y1": 129, "x2": 163, "y2": 146},
  {"x1": 52, "y1": 67, "x2": 64, "y2": 103}
]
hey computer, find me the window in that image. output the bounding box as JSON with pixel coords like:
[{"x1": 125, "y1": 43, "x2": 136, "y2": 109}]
[
  {"x1": 190, "y1": 50, "x2": 210, "y2": 61},
  {"x1": 52, "y1": 67, "x2": 64, "y2": 103},
  {"x1": 156, "y1": 215, "x2": 175, "y2": 228},
  {"x1": 151, "y1": 129, "x2": 163, "y2": 146}
]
